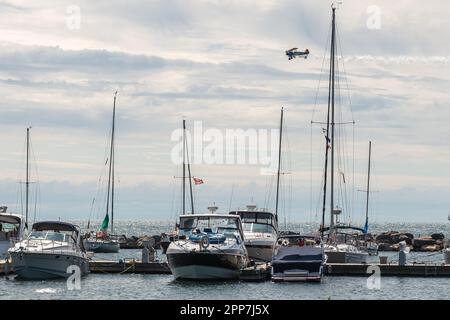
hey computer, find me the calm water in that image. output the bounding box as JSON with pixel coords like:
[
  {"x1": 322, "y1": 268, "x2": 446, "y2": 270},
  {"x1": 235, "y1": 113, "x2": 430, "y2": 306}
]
[{"x1": 1, "y1": 221, "x2": 449, "y2": 300}]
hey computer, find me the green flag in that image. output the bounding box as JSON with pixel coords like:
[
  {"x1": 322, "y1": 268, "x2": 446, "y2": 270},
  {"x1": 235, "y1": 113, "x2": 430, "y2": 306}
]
[{"x1": 101, "y1": 213, "x2": 109, "y2": 232}]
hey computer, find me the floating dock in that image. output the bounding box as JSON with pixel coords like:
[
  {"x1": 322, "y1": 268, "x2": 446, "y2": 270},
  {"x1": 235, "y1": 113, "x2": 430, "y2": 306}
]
[
  {"x1": 2, "y1": 260, "x2": 449, "y2": 278},
  {"x1": 88, "y1": 260, "x2": 171, "y2": 274},
  {"x1": 325, "y1": 263, "x2": 450, "y2": 277}
]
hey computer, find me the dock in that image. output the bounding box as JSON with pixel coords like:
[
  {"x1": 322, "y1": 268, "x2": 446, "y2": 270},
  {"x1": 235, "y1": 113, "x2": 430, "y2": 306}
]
[
  {"x1": 325, "y1": 263, "x2": 450, "y2": 277},
  {"x1": 88, "y1": 260, "x2": 171, "y2": 274},
  {"x1": 2, "y1": 260, "x2": 450, "y2": 277},
  {"x1": 239, "y1": 263, "x2": 272, "y2": 281},
  {"x1": 0, "y1": 259, "x2": 171, "y2": 276}
]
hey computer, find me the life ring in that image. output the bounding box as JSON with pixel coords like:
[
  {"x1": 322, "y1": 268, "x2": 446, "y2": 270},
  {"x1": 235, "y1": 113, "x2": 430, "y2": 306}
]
[{"x1": 200, "y1": 235, "x2": 209, "y2": 249}]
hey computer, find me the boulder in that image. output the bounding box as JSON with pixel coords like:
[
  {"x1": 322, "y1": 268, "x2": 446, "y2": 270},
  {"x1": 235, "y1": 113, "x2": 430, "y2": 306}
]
[
  {"x1": 375, "y1": 231, "x2": 398, "y2": 244},
  {"x1": 413, "y1": 237, "x2": 436, "y2": 250},
  {"x1": 377, "y1": 242, "x2": 394, "y2": 251},
  {"x1": 421, "y1": 244, "x2": 441, "y2": 252},
  {"x1": 431, "y1": 233, "x2": 445, "y2": 241}
]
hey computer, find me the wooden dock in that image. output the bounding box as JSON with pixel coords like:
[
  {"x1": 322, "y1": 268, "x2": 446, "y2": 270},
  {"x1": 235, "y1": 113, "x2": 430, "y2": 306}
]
[
  {"x1": 0, "y1": 259, "x2": 171, "y2": 276},
  {"x1": 2, "y1": 259, "x2": 450, "y2": 278},
  {"x1": 239, "y1": 263, "x2": 272, "y2": 281},
  {"x1": 325, "y1": 263, "x2": 450, "y2": 277},
  {"x1": 88, "y1": 260, "x2": 171, "y2": 274}
]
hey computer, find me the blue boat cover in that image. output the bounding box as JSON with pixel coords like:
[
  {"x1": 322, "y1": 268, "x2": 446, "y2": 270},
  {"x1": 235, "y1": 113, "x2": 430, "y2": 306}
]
[{"x1": 188, "y1": 232, "x2": 226, "y2": 244}]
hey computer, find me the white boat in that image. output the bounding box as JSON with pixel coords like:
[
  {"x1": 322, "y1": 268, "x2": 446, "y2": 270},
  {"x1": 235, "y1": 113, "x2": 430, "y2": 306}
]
[
  {"x1": 9, "y1": 221, "x2": 89, "y2": 280},
  {"x1": 272, "y1": 235, "x2": 326, "y2": 282},
  {"x1": 230, "y1": 205, "x2": 278, "y2": 262},
  {"x1": 323, "y1": 225, "x2": 369, "y2": 263},
  {"x1": 166, "y1": 212, "x2": 249, "y2": 280},
  {"x1": 0, "y1": 207, "x2": 26, "y2": 260}
]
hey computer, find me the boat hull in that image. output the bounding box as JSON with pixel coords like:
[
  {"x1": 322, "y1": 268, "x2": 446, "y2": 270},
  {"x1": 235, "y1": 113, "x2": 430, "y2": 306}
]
[
  {"x1": 0, "y1": 241, "x2": 12, "y2": 260},
  {"x1": 84, "y1": 240, "x2": 119, "y2": 253},
  {"x1": 325, "y1": 250, "x2": 368, "y2": 264},
  {"x1": 245, "y1": 243, "x2": 275, "y2": 262},
  {"x1": 10, "y1": 251, "x2": 89, "y2": 280},
  {"x1": 271, "y1": 246, "x2": 325, "y2": 282},
  {"x1": 167, "y1": 251, "x2": 246, "y2": 280}
]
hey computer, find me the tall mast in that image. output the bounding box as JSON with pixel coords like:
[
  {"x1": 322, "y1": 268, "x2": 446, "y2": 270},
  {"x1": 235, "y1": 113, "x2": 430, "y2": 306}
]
[
  {"x1": 106, "y1": 91, "x2": 117, "y2": 234},
  {"x1": 275, "y1": 107, "x2": 283, "y2": 220},
  {"x1": 329, "y1": 6, "x2": 337, "y2": 233},
  {"x1": 182, "y1": 120, "x2": 186, "y2": 215},
  {"x1": 25, "y1": 127, "x2": 30, "y2": 228},
  {"x1": 186, "y1": 128, "x2": 194, "y2": 215},
  {"x1": 364, "y1": 141, "x2": 372, "y2": 232}
]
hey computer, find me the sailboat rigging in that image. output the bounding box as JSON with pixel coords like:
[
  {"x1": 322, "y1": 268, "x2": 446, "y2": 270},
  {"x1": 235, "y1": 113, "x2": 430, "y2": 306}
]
[
  {"x1": 318, "y1": 5, "x2": 369, "y2": 263},
  {"x1": 83, "y1": 92, "x2": 120, "y2": 253}
]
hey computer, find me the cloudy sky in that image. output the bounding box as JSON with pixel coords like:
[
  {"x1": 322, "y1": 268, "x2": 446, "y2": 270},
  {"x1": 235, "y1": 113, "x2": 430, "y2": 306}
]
[{"x1": 0, "y1": 0, "x2": 449, "y2": 224}]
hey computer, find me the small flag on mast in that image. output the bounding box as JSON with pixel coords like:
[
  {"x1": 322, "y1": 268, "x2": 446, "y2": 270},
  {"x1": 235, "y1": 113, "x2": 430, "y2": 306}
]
[{"x1": 193, "y1": 177, "x2": 204, "y2": 185}]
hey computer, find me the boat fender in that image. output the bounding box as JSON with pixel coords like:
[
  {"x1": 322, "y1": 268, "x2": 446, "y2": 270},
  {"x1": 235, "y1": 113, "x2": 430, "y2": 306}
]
[{"x1": 200, "y1": 235, "x2": 209, "y2": 249}]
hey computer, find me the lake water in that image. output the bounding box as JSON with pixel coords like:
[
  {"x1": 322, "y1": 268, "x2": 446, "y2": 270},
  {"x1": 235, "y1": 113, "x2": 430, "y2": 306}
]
[{"x1": 1, "y1": 221, "x2": 449, "y2": 300}]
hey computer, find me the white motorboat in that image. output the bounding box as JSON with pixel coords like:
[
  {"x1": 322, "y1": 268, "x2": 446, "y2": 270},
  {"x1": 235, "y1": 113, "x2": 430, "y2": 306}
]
[
  {"x1": 0, "y1": 207, "x2": 26, "y2": 260},
  {"x1": 167, "y1": 211, "x2": 249, "y2": 280},
  {"x1": 272, "y1": 235, "x2": 326, "y2": 282},
  {"x1": 9, "y1": 221, "x2": 89, "y2": 280},
  {"x1": 230, "y1": 205, "x2": 278, "y2": 262}
]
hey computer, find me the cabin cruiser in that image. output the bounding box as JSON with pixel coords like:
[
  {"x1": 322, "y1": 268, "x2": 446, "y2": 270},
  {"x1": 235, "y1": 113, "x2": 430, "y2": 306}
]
[
  {"x1": 83, "y1": 231, "x2": 120, "y2": 253},
  {"x1": 8, "y1": 221, "x2": 89, "y2": 279},
  {"x1": 271, "y1": 235, "x2": 326, "y2": 282},
  {"x1": 230, "y1": 204, "x2": 278, "y2": 262},
  {"x1": 166, "y1": 207, "x2": 249, "y2": 280},
  {"x1": 0, "y1": 207, "x2": 26, "y2": 260}
]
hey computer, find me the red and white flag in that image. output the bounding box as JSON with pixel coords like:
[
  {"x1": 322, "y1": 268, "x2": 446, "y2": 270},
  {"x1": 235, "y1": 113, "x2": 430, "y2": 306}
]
[{"x1": 193, "y1": 177, "x2": 204, "y2": 185}]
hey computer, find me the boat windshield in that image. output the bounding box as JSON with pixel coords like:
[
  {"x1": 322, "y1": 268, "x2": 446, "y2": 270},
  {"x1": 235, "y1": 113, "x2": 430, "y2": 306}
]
[
  {"x1": 179, "y1": 216, "x2": 241, "y2": 236},
  {"x1": 243, "y1": 223, "x2": 275, "y2": 234},
  {"x1": 28, "y1": 231, "x2": 72, "y2": 243},
  {"x1": 0, "y1": 223, "x2": 19, "y2": 241}
]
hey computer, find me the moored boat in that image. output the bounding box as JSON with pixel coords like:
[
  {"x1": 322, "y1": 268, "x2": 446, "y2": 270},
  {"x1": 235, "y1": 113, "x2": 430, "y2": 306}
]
[
  {"x1": 0, "y1": 207, "x2": 26, "y2": 260},
  {"x1": 230, "y1": 205, "x2": 278, "y2": 262},
  {"x1": 272, "y1": 235, "x2": 326, "y2": 282},
  {"x1": 8, "y1": 221, "x2": 89, "y2": 280},
  {"x1": 166, "y1": 211, "x2": 249, "y2": 280}
]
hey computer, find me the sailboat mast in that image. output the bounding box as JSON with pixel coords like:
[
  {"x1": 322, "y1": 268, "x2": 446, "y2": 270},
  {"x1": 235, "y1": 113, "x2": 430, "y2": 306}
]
[
  {"x1": 25, "y1": 127, "x2": 30, "y2": 227},
  {"x1": 275, "y1": 107, "x2": 283, "y2": 220},
  {"x1": 329, "y1": 6, "x2": 336, "y2": 233},
  {"x1": 106, "y1": 91, "x2": 117, "y2": 234},
  {"x1": 364, "y1": 141, "x2": 372, "y2": 231},
  {"x1": 182, "y1": 120, "x2": 186, "y2": 215},
  {"x1": 186, "y1": 131, "x2": 195, "y2": 215}
]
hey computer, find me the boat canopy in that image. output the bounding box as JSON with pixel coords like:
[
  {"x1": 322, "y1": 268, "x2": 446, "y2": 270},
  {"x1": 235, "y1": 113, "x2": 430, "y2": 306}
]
[
  {"x1": 32, "y1": 221, "x2": 79, "y2": 233},
  {"x1": 0, "y1": 214, "x2": 22, "y2": 224}
]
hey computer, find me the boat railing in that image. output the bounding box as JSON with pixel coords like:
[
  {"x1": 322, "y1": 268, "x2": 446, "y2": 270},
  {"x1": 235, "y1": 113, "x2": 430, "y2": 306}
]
[{"x1": 13, "y1": 238, "x2": 82, "y2": 255}]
